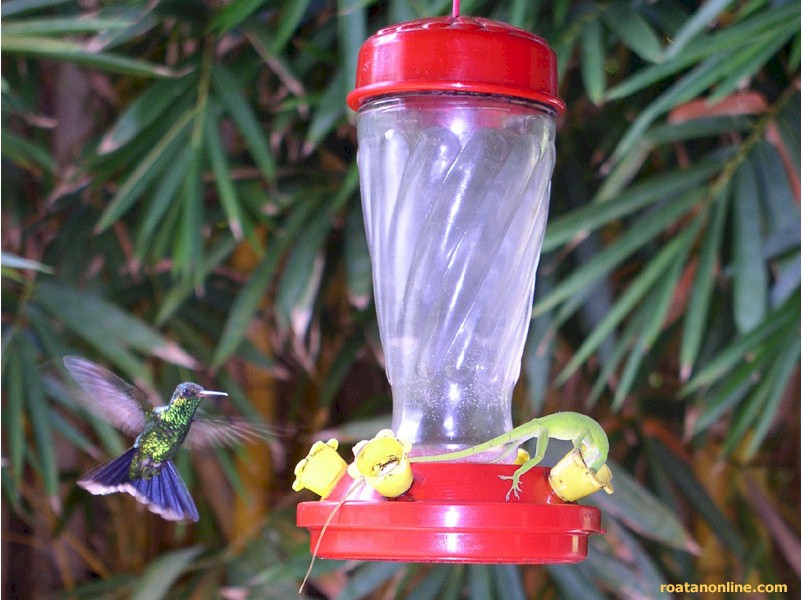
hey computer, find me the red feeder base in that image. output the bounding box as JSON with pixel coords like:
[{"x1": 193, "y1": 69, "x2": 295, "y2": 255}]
[{"x1": 296, "y1": 462, "x2": 603, "y2": 563}]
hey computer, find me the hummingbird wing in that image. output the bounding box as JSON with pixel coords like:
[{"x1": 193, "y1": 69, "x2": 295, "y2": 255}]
[
  {"x1": 63, "y1": 356, "x2": 154, "y2": 437},
  {"x1": 184, "y1": 415, "x2": 274, "y2": 450}
]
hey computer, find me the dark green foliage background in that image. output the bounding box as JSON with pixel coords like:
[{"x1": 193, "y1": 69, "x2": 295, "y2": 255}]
[{"x1": 2, "y1": 0, "x2": 799, "y2": 597}]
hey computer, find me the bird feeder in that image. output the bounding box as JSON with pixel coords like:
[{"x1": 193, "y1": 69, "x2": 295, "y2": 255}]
[{"x1": 297, "y1": 4, "x2": 605, "y2": 564}]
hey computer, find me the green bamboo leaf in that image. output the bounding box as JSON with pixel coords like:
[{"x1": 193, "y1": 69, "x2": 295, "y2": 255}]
[
  {"x1": 587, "y1": 303, "x2": 646, "y2": 408},
  {"x1": 651, "y1": 441, "x2": 746, "y2": 558},
  {"x1": 173, "y1": 151, "x2": 204, "y2": 284},
  {"x1": 606, "y1": 4, "x2": 799, "y2": 100},
  {"x1": 602, "y1": 2, "x2": 663, "y2": 63},
  {"x1": 98, "y1": 75, "x2": 196, "y2": 154},
  {"x1": 96, "y1": 110, "x2": 193, "y2": 232},
  {"x1": 752, "y1": 141, "x2": 799, "y2": 235},
  {"x1": 1, "y1": 17, "x2": 133, "y2": 36},
  {"x1": 1, "y1": 35, "x2": 177, "y2": 77},
  {"x1": 213, "y1": 200, "x2": 320, "y2": 368},
  {"x1": 1, "y1": 252, "x2": 54, "y2": 273},
  {"x1": 155, "y1": 237, "x2": 238, "y2": 326},
  {"x1": 407, "y1": 566, "x2": 451, "y2": 600},
  {"x1": 338, "y1": 0, "x2": 366, "y2": 102},
  {"x1": 548, "y1": 564, "x2": 608, "y2": 600},
  {"x1": 743, "y1": 343, "x2": 800, "y2": 457},
  {"x1": 204, "y1": 108, "x2": 243, "y2": 241},
  {"x1": 680, "y1": 193, "x2": 728, "y2": 381},
  {"x1": 304, "y1": 70, "x2": 346, "y2": 154},
  {"x1": 1, "y1": 0, "x2": 71, "y2": 17},
  {"x1": 134, "y1": 147, "x2": 192, "y2": 260},
  {"x1": 709, "y1": 27, "x2": 797, "y2": 103},
  {"x1": 20, "y1": 337, "x2": 59, "y2": 505},
  {"x1": 1, "y1": 129, "x2": 57, "y2": 175},
  {"x1": 211, "y1": 64, "x2": 276, "y2": 182},
  {"x1": 270, "y1": 0, "x2": 313, "y2": 53},
  {"x1": 467, "y1": 565, "x2": 493, "y2": 600},
  {"x1": 683, "y1": 292, "x2": 798, "y2": 395},
  {"x1": 661, "y1": 0, "x2": 734, "y2": 60},
  {"x1": 336, "y1": 563, "x2": 403, "y2": 600},
  {"x1": 544, "y1": 160, "x2": 722, "y2": 252},
  {"x1": 731, "y1": 160, "x2": 767, "y2": 333},
  {"x1": 536, "y1": 190, "x2": 703, "y2": 317},
  {"x1": 32, "y1": 280, "x2": 197, "y2": 369},
  {"x1": 612, "y1": 254, "x2": 684, "y2": 410},
  {"x1": 491, "y1": 566, "x2": 526, "y2": 600},
  {"x1": 587, "y1": 464, "x2": 698, "y2": 552},
  {"x1": 557, "y1": 222, "x2": 699, "y2": 385},
  {"x1": 209, "y1": 0, "x2": 264, "y2": 32},
  {"x1": 582, "y1": 524, "x2": 667, "y2": 598},
  {"x1": 581, "y1": 19, "x2": 605, "y2": 105},
  {"x1": 275, "y1": 210, "x2": 330, "y2": 337},
  {"x1": 4, "y1": 352, "x2": 25, "y2": 490},
  {"x1": 129, "y1": 546, "x2": 203, "y2": 600}
]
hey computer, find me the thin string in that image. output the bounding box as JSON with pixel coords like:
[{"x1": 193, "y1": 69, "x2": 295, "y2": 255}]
[{"x1": 453, "y1": 0, "x2": 460, "y2": 18}]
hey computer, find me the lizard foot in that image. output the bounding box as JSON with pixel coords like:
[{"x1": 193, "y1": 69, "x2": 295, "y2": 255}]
[{"x1": 498, "y1": 474, "x2": 522, "y2": 501}]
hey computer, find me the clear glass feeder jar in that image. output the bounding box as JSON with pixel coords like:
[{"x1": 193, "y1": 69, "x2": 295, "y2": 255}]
[{"x1": 355, "y1": 91, "x2": 557, "y2": 455}]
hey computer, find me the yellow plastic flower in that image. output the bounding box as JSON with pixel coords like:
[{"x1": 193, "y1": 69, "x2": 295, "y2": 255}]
[
  {"x1": 292, "y1": 439, "x2": 348, "y2": 499},
  {"x1": 348, "y1": 429, "x2": 414, "y2": 498},
  {"x1": 548, "y1": 448, "x2": 614, "y2": 502}
]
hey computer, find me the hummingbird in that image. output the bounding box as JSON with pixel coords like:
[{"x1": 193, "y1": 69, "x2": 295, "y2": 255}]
[{"x1": 64, "y1": 356, "x2": 267, "y2": 522}]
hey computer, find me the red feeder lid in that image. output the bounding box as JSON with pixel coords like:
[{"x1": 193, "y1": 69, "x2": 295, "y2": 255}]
[
  {"x1": 346, "y1": 16, "x2": 565, "y2": 113},
  {"x1": 297, "y1": 463, "x2": 603, "y2": 564}
]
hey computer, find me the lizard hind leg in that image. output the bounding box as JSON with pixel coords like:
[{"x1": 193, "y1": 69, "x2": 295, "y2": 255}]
[{"x1": 498, "y1": 432, "x2": 550, "y2": 501}]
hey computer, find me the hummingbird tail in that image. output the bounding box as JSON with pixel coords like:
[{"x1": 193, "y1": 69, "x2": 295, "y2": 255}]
[
  {"x1": 128, "y1": 460, "x2": 199, "y2": 522},
  {"x1": 78, "y1": 449, "x2": 199, "y2": 522},
  {"x1": 78, "y1": 447, "x2": 138, "y2": 493}
]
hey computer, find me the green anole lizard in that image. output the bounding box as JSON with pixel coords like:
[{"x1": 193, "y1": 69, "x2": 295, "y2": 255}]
[{"x1": 408, "y1": 411, "x2": 609, "y2": 500}]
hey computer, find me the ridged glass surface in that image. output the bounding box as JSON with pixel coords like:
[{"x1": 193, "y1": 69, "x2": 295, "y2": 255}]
[{"x1": 356, "y1": 95, "x2": 556, "y2": 454}]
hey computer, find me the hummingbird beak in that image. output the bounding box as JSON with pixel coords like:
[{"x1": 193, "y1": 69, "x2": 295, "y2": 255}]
[{"x1": 199, "y1": 390, "x2": 228, "y2": 397}]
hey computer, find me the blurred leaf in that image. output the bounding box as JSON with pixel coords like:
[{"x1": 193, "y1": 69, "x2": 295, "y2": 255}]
[
  {"x1": 1, "y1": 17, "x2": 134, "y2": 36},
  {"x1": 588, "y1": 464, "x2": 699, "y2": 553},
  {"x1": 98, "y1": 75, "x2": 196, "y2": 155},
  {"x1": 650, "y1": 440, "x2": 746, "y2": 558},
  {"x1": 602, "y1": 2, "x2": 663, "y2": 63},
  {"x1": 270, "y1": 0, "x2": 313, "y2": 53},
  {"x1": 275, "y1": 210, "x2": 331, "y2": 338},
  {"x1": 213, "y1": 199, "x2": 319, "y2": 368},
  {"x1": 731, "y1": 160, "x2": 768, "y2": 332},
  {"x1": 96, "y1": 110, "x2": 193, "y2": 232},
  {"x1": 336, "y1": 562, "x2": 403, "y2": 600},
  {"x1": 536, "y1": 190, "x2": 703, "y2": 316},
  {"x1": 20, "y1": 336, "x2": 59, "y2": 504},
  {"x1": 581, "y1": 19, "x2": 605, "y2": 105},
  {"x1": 1, "y1": 35, "x2": 178, "y2": 77},
  {"x1": 4, "y1": 351, "x2": 25, "y2": 491},
  {"x1": 1, "y1": 252, "x2": 54, "y2": 273},
  {"x1": 662, "y1": 0, "x2": 733, "y2": 60},
  {"x1": 32, "y1": 280, "x2": 197, "y2": 372},
  {"x1": 1, "y1": 128, "x2": 57, "y2": 175},
  {"x1": 129, "y1": 546, "x2": 203, "y2": 600},
  {"x1": 680, "y1": 193, "x2": 728, "y2": 381},
  {"x1": 557, "y1": 221, "x2": 699, "y2": 385},
  {"x1": 209, "y1": 0, "x2": 264, "y2": 33},
  {"x1": 211, "y1": 64, "x2": 276, "y2": 182}
]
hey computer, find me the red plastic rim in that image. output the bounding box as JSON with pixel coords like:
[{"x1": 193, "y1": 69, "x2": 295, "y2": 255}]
[
  {"x1": 347, "y1": 16, "x2": 564, "y2": 113},
  {"x1": 297, "y1": 463, "x2": 602, "y2": 563}
]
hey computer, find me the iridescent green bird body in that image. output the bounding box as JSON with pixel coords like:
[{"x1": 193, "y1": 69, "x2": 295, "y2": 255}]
[{"x1": 64, "y1": 357, "x2": 267, "y2": 522}]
